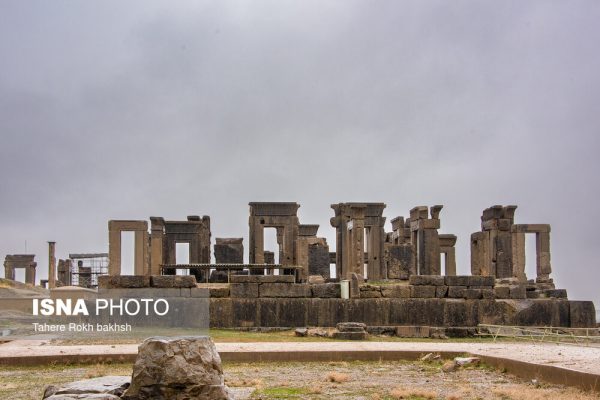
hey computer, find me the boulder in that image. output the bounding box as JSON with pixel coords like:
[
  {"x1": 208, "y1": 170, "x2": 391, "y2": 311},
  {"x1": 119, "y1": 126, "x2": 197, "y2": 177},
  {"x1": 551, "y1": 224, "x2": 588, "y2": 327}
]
[{"x1": 122, "y1": 336, "x2": 232, "y2": 400}]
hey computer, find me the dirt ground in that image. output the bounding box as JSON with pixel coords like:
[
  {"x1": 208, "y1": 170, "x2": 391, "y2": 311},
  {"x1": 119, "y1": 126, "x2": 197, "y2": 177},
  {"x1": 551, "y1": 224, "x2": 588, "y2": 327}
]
[{"x1": 0, "y1": 359, "x2": 598, "y2": 400}]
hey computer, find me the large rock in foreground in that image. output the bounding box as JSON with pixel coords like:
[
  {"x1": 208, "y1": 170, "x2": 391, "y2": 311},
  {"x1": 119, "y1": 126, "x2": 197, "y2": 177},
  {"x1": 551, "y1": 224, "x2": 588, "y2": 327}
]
[{"x1": 122, "y1": 336, "x2": 232, "y2": 400}]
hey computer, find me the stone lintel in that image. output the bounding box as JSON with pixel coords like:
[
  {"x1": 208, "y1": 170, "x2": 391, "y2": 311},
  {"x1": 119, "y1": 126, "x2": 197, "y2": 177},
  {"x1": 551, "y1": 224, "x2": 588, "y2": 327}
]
[
  {"x1": 249, "y1": 202, "x2": 300, "y2": 216},
  {"x1": 511, "y1": 224, "x2": 551, "y2": 233}
]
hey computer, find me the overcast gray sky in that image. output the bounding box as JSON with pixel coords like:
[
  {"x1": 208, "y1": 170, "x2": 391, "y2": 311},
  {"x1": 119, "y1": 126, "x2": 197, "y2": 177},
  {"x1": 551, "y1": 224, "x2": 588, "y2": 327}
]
[{"x1": 1, "y1": 1, "x2": 599, "y2": 309}]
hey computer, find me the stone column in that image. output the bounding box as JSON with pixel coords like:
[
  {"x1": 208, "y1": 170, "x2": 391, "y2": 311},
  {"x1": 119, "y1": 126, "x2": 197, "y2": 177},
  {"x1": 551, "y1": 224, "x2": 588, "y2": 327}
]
[
  {"x1": 4, "y1": 260, "x2": 14, "y2": 280},
  {"x1": 410, "y1": 206, "x2": 441, "y2": 275},
  {"x1": 150, "y1": 217, "x2": 165, "y2": 276},
  {"x1": 511, "y1": 231, "x2": 526, "y2": 282},
  {"x1": 108, "y1": 221, "x2": 121, "y2": 276},
  {"x1": 249, "y1": 217, "x2": 264, "y2": 264},
  {"x1": 134, "y1": 230, "x2": 147, "y2": 275},
  {"x1": 349, "y1": 213, "x2": 365, "y2": 279},
  {"x1": 48, "y1": 241, "x2": 56, "y2": 289},
  {"x1": 25, "y1": 262, "x2": 36, "y2": 285},
  {"x1": 536, "y1": 230, "x2": 552, "y2": 281},
  {"x1": 444, "y1": 248, "x2": 456, "y2": 275}
]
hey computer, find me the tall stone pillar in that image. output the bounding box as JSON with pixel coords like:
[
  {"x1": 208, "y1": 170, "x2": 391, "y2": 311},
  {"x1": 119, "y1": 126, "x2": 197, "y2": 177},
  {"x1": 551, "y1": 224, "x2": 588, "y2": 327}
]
[
  {"x1": 25, "y1": 262, "x2": 36, "y2": 285},
  {"x1": 511, "y1": 231, "x2": 526, "y2": 282},
  {"x1": 536, "y1": 231, "x2": 552, "y2": 281},
  {"x1": 4, "y1": 260, "x2": 14, "y2": 280},
  {"x1": 108, "y1": 221, "x2": 121, "y2": 276},
  {"x1": 134, "y1": 230, "x2": 148, "y2": 275},
  {"x1": 410, "y1": 206, "x2": 442, "y2": 275},
  {"x1": 48, "y1": 241, "x2": 56, "y2": 289},
  {"x1": 150, "y1": 217, "x2": 165, "y2": 276}
]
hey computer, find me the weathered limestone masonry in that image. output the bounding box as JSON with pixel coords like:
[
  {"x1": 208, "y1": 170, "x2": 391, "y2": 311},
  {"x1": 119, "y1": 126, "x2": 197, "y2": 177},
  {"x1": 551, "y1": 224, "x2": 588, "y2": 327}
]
[
  {"x1": 108, "y1": 216, "x2": 211, "y2": 279},
  {"x1": 108, "y1": 220, "x2": 149, "y2": 276},
  {"x1": 295, "y1": 224, "x2": 330, "y2": 282},
  {"x1": 384, "y1": 205, "x2": 457, "y2": 280},
  {"x1": 208, "y1": 274, "x2": 596, "y2": 330},
  {"x1": 95, "y1": 201, "x2": 596, "y2": 332},
  {"x1": 3, "y1": 254, "x2": 37, "y2": 284},
  {"x1": 411, "y1": 205, "x2": 443, "y2": 275},
  {"x1": 56, "y1": 259, "x2": 72, "y2": 286},
  {"x1": 214, "y1": 238, "x2": 244, "y2": 264},
  {"x1": 248, "y1": 202, "x2": 299, "y2": 269},
  {"x1": 162, "y1": 216, "x2": 211, "y2": 280},
  {"x1": 471, "y1": 205, "x2": 555, "y2": 294},
  {"x1": 330, "y1": 203, "x2": 386, "y2": 280}
]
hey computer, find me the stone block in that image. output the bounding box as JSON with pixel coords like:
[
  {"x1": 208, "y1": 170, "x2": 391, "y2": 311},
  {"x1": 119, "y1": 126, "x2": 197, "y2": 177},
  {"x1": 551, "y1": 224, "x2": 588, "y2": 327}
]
[
  {"x1": 444, "y1": 299, "x2": 479, "y2": 327},
  {"x1": 191, "y1": 288, "x2": 210, "y2": 298},
  {"x1": 260, "y1": 283, "x2": 311, "y2": 298},
  {"x1": 360, "y1": 284, "x2": 382, "y2": 298},
  {"x1": 435, "y1": 286, "x2": 448, "y2": 298},
  {"x1": 509, "y1": 285, "x2": 526, "y2": 299},
  {"x1": 209, "y1": 287, "x2": 230, "y2": 298},
  {"x1": 230, "y1": 283, "x2": 259, "y2": 298},
  {"x1": 336, "y1": 322, "x2": 366, "y2": 332},
  {"x1": 469, "y1": 285, "x2": 493, "y2": 290},
  {"x1": 512, "y1": 299, "x2": 569, "y2": 327},
  {"x1": 463, "y1": 289, "x2": 483, "y2": 300},
  {"x1": 569, "y1": 301, "x2": 596, "y2": 328},
  {"x1": 331, "y1": 331, "x2": 368, "y2": 340},
  {"x1": 390, "y1": 298, "x2": 446, "y2": 326},
  {"x1": 396, "y1": 325, "x2": 431, "y2": 338},
  {"x1": 308, "y1": 275, "x2": 325, "y2": 284},
  {"x1": 494, "y1": 286, "x2": 510, "y2": 299},
  {"x1": 231, "y1": 299, "x2": 258, "y2": 327},
  {"x1": 542, "y1": 289, "x2": 567, "y2": 298},
  {"x1": 409, "y1": 275, "x2": 445, "y2": 286},
  {"x1": 447, "y1": 286, "x2": 467, "y2": 298},
  {"x1": 387, "y1": 245, "x2": 413, "y2": 280},
  {"x1": 445, "y1": 275, "x2": 494, "y2": 287},
  {"x1": 526, "y1": 290, "x2": 541, "y2": 299},
  {"x1": 277, "y1": 298, "x2": 309, "y2": 327},
  {"x1": 209, "y1": 298, "x2": 233, "y2": 327},
  {"x1": 410, "y1": 285, "x2": 436, "y2": 298},
  {"x1": 98, "y1": 275, "x2": 151, "y2": 289},
  {"x1": 151, "y1": 275, "x2": 197, "y2": 288},
  {"x1": 381, "y1": 285, "x2": 411, "y2": 298},
  {"x1": 311, "y1": 283, "x2": 341, "y2": 298},
  {"x1": 481, "y1": 289, "x2": 495, "y2": 299},
  {"x1": 257, "y1": 298, "x2": 278, "y2": 327}
]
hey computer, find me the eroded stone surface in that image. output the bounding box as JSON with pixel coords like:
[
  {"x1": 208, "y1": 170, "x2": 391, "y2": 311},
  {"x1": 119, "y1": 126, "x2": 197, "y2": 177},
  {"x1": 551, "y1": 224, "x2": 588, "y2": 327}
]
[
  {"x1": 43, "y1": 376, "x2": 130, "y2": 399},
  {"x1": 122, "y1": 336, "x2": 232, "y2": 400}
]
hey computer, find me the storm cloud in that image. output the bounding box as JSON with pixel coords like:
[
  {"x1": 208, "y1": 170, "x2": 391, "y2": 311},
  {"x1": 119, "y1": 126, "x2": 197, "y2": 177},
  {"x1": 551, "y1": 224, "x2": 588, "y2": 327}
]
[{"x1": 1, "y1": 1, "x2": 599, "y2": 308}]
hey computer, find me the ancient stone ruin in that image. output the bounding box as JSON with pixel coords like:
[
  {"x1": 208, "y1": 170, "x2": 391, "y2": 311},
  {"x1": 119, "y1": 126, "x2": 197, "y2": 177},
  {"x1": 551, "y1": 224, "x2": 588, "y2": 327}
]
[
  {"x1": 87, "y1": 202, "x2": 596, "y2": 333},
  {"x1": 3, "y1": 254, "x2": 37, "y2": 285},
  {"x1": 3, "y1": 201, "x2": 595, "y2": 332}
]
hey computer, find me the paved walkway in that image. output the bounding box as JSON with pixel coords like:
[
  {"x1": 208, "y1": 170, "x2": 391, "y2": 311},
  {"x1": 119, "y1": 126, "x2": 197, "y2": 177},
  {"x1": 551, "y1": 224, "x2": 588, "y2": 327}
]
[{"x1": 1, "y1": 340, "x2": 599, "y2": 375}]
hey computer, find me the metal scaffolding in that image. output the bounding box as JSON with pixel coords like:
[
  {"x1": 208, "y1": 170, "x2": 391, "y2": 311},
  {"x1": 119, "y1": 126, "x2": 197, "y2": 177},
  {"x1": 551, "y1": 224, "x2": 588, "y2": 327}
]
[{"x1": 68, "y1": 253, "x2": 108, "y2": 288}]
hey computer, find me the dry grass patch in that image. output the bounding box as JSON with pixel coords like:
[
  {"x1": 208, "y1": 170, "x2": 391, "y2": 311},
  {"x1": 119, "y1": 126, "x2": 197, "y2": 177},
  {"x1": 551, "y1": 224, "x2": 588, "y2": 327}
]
[
  {"x1": 389, "y1": 387, "x2": 437, "y2": 399},
  {"x1": 326, "y1": 372, "x2": 350, "y2": 383},
  {"x1": 491, "y1": 385, "x2": 598, "y2": 400}
]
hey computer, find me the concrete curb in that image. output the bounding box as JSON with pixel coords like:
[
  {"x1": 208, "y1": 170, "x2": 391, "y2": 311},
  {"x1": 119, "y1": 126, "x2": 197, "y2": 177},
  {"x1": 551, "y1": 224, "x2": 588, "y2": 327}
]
[{"x1": 0, "y1": 347, "x2": 598, "y2": 393}]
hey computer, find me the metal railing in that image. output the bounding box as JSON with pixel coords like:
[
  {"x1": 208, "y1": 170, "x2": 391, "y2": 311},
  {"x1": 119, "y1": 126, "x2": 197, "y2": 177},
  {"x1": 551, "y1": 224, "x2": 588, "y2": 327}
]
[
  {"x1": 477, "y1": 324, "x2": 600, "y2": 347},
  {"x1": 159, "y1": 263, "x2": 302, "y2": 283}
]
